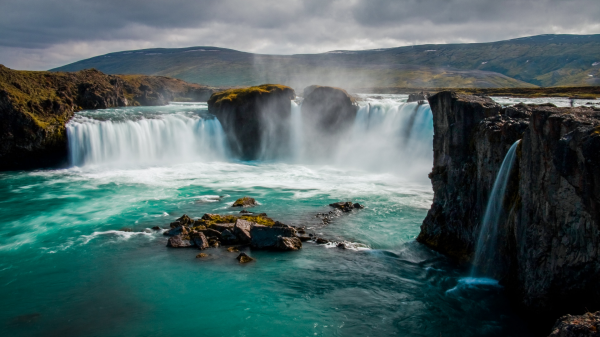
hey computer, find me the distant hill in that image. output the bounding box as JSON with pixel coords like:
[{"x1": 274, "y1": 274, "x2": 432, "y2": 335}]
[{"x1": 51, "y1": 34, "x2": 600, "y2": 90}]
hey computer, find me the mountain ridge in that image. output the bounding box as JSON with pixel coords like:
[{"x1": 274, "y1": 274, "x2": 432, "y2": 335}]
[{"x1": 51, "y1": 34, "x2": 600, "y2": 89}]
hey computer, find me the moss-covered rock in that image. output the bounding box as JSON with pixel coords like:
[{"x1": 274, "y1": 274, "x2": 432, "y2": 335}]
[
  {"x1": 236, "y1": 252, "x2": 255, "y2": 263},
  {"x1": 232, "y1": 196, "x2": 258, "y2": 207},
  {"x1": 207, "y1": 84, "x2": 295, "y2": 160}
]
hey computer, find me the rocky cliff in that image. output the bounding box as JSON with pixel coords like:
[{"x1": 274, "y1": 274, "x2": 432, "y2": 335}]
[
  {"x1": 207, "y1": 84, "x2": 295, "y2": 160},
  {"x1": 300, "y1": 85, "x2": 359, "y2": 158},
  {"x1": 0, "y1": 65, "x2": 215, "y2": 170},
  {"x1": 417, "y1": 91, "x2": 600, "y2": 330}
]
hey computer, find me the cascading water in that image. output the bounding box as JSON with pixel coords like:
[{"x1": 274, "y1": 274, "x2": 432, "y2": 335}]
[
  {"x1": 471, "y1": 140, "x2": 521, "y2": 276},
  {"x1": 334, "y1": 100, "x2": 434, "y2": 178},
  {"x1": 67, "y1": 104, "x2": 229, "y2": 167},
  {"x1": 66, "y1": 98, "x2": 433, "y2": 177}
]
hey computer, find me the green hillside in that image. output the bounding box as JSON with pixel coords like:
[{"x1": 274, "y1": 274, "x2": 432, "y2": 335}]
[{"x1": 51, "y1": 34, "x2": 600, "y2": 89}]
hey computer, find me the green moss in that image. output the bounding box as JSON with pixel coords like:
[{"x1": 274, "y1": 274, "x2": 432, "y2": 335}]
[
  {"x1": 208, "y1": 84, "x2": 293, "y2": 109},
  {"x1": 232, "y1": 196, "x2": 255, "y2": 207},
  {"x1": 195, "y1": 213, "x2": 275, "y2": 228},
  {"x1": 240, "y1": 215, "x2": 275, "y2": 226}
]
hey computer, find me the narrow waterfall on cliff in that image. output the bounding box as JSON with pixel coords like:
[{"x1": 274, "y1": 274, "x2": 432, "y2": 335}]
[
  {"x1": 67, "y1": 104, "x2": 228, "y2": 167},
  {"x1": 471, "y1": 140, "x2": 521, "y2": 277}
]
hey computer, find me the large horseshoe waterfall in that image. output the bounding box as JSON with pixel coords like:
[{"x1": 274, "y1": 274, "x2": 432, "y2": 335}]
[{"x1": 66, "y1": 98, "x2": 434, "y2": 178}]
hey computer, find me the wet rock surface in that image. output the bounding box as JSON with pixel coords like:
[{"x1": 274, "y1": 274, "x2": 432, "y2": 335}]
[
  {"x1": 232, "y1": 197, "x2": 258, "y2": 208},
  {"x1": 207, "y1": 84, "x2": 295, "y2": 160},
  {"x1": 417, "y1": 91, "x2": 600, "y2": 330},
  {"x1": 236, "y1": 252, "x2": 255, "y2": 264},
  {"x1": 549, "y1": 312, "x2": 600, "y2": 337}
]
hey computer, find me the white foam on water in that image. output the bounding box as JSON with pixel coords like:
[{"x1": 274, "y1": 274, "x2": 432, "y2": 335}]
[{"x1": 445, "y1": 277, "x2": 502, "y2": 295}]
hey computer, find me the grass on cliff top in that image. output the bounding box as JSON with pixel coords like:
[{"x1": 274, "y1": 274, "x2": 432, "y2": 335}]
[{"x1": 207, "y1": 84, "x2": 293, "y2": 108}]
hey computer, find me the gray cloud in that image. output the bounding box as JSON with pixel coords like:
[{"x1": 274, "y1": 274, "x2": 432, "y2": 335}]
[{"x1": 0, "y1": 0, "x2": 599, "y2": 70}]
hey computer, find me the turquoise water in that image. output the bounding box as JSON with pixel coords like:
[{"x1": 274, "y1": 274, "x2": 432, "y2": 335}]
[{"x1": 0, "y1": 97, "x2": 531, "y2": 336}]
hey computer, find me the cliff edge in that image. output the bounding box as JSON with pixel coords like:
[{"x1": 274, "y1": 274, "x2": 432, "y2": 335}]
[{"x1": 418, "y1": 91, "x2": 600, "y2": 331}]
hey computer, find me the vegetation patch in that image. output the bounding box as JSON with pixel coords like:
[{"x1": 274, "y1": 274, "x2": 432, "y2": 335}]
[{"x1": 207, "y1": 84, "x2": 293, "y2": 109}]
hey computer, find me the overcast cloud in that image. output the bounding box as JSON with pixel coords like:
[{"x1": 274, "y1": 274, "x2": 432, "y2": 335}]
[{"x1": 1, "y1": 0, "x2": 599, "y2": 70}]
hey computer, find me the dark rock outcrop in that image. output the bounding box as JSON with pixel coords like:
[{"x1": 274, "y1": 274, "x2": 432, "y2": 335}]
[
  {"x1": 250, "y1": 224, "x2": 298, "y2": 250},
  {"x1": 276, "y1": 237, "x2": 302, "y2": 251},
  {"x1": 232, "y1": 197, "x2": 258, "y2": 208},
  {"x1": 301, "y1": 85, "x2": 358, "y2": 134},
  {"x1": 407, "y1": 91, "x2": 431, "y2": 103},
  {"x1": 329, "y1": 201, "x2": 364, "y2": 212},
  {"x1": 191, "y1": 232, "x2": 209, "y2": 250},
  {"x1": 549, "y1": 312, "x2": 600, "y2": 337},
  {"x1": 236, "y1": 252, "x2": 255, "y2": 263},
  {"x1": 167, "y1": 234, "x2": 195, "y2": 248},
  {"x1": 233, "y1": 219, "x2": 253, "y2": 244},
  {"x1": 417, "y1": 91, "x2": 600, "y2": 329},
  {"x1": 0, "y1": 65, "x2": 216, "y2": 171},
  {"x1": 207, "y1": 84, "x2": 295, "y2": 160}
]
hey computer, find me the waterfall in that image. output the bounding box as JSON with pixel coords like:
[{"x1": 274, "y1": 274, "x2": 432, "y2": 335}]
[
  {"x1": 289, "y1": 101, "x2": 304, "y2": 161},
  {"x1": 65, "y1": 98, "x2": 434, "y2": 175},
  {"x1": 67, "y1": 114, "x2": 228, "y2": 167},
  {"x1": 331, "y1": 101, "x2": 434, "y2": 177},
  {"x1": 471, "y1": 140, "x2": 521, "y2": 276}
]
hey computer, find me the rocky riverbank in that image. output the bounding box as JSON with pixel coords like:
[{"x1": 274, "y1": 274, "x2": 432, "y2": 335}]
[
  {"x1": 417, "y1": 91, "x2": 600, "y2": 333},
  {"x1": 0, "y1": 65, "x2": 217, "y2": 170}
]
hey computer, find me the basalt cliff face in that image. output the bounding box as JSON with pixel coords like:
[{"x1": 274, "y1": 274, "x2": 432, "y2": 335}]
[
  {"x1": 418, "y1": 91, "x2": 600, "y2": 330},
  {"x1": 207, "y1": 84, "x2": 295, "y2": 160},
  {"x1": 0, "y1": 65, "x2": 215, "y2": 170}
]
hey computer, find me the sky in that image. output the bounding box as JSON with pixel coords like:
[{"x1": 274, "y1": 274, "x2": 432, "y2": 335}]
[{"x1": 1, "y1": 0, "x2": 599, "y2": 70}]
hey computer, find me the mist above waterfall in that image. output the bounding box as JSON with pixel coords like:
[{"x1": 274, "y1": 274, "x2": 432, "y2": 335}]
[{"x1": 66, "y1": 95, "x2": 433, "y2": 180}]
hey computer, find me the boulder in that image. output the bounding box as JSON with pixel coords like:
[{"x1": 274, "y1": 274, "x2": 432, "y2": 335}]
[
  {"x1": 549, "y1": 312, "x2": 600, "y2": 337},
  {"x1": 164, "y1": 225, "x2": 189, "y2": 237},
  {"x1": 236, "y1": 252, "x2": 255, "y2": 264},
  {"x1": 250, "y1": 224, "x2": 297, "y2": 249},
  {"x1": 170, "y1": 214, "x2": 193, "y2": 228},
  {"x1": 232, "y1": 197, "x2": 258, "y2": 208},
  {"x1": 301, "y1": 85, "x2": 358, "y2": 134},
  {"x1": 191, "y1": 232, "x2": 209, "y2": 250},
  {"x1": 200, "y1": 228, "x2": 222, "y2": 240},
  {"x1": 329, "y1": 201, "x2": 363, "y2": 212},
  {"x1": 233, "y1": 219, "x2": 254, "y2": 243},
  {"x1": 316, "y1": 238, "x2": 329, "y2": 244},
  {"x1": 207, "y1": 84, "x2": 295, "y2": 160},
  {"x1": 196, "y1": 253, "x2": 209, "y2": 258},
  {"x1": 221, "y1": 229, "x2": 238, "y2": 244},
  {"x1": 212, "y1": 223, "x2": 235, "y2": 233},
  {"x1": 166, "y1": 234, "x2": 194, "y2": 248},
  {"x1": 227, "y1": 246, "x2": 240, "y2": 253},
  {"x1": 276, "y1": 237, "x2": 302, "y2": 251}
]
